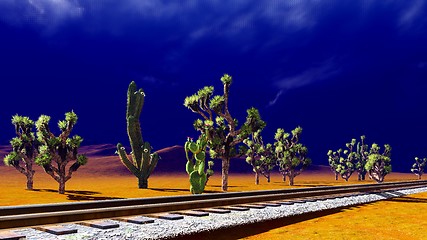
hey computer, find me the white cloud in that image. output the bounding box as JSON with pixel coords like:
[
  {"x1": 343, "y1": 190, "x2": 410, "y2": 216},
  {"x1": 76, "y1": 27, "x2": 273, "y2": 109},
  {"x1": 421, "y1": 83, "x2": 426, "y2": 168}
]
[
  {"x1": 0, "y1": 0, "x2": 83, "y2": 30},
  {"x1": 268, "y1": 58, "x2": 340, "y2": 107},
  {"x1": 398, "y1": 0, "x2": 425, "y2": 28}
]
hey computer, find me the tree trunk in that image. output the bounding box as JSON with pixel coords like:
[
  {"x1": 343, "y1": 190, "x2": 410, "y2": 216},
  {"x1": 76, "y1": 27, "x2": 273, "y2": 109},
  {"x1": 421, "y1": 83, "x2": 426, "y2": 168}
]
[
  {"x1": 335, "y1": 172, "x2": 338, "y2": 181},
  {"x1": 58, "y1": 179, "x2": 66, "y2": 194},
  {"x1": 267, "y1": 174, "x2": 270, "y2": 183},
  {"x1": 418, "y1": 174, "x2": 422, "y2": 180},
  {"x1": 289, "y1": 175, "x2": 294, "y2": 186},
  {"x1": 221, "y1": 157, "x2": 230, "y2": 192},
  {"x1": 361, "y1": 173, "x2": 366, "y2": 180},
  {"x1": 138, "y1": 177, "x2": 148, "y2": 189},
  {"x1": 283, "y1": 174, "x2": 286, "y2": 182},
  {"x1": 26, "y1": 170, "x2": 34, "y2": 190},
  {"x1": 255, "y1": 171, "x2": 259, "y2": 185}
]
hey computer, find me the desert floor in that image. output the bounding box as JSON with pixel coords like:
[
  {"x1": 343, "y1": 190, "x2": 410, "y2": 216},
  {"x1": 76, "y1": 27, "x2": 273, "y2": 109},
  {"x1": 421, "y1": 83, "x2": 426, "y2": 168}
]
[{"x1": 0, "y1": 171, "x2": 425, "y2": 239}]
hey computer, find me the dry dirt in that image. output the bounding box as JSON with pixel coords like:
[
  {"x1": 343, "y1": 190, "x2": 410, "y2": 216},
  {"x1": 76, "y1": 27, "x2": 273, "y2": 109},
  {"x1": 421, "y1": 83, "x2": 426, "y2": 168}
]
[{"x1": 0, "y1": 154, "x2": 425, "y2": 239}]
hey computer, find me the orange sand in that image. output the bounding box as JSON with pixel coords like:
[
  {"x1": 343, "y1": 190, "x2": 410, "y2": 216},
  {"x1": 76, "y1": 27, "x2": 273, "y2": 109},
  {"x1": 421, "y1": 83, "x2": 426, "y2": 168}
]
[{"x1": 0, "y1": 169, "x2": 424, "y2": 239}]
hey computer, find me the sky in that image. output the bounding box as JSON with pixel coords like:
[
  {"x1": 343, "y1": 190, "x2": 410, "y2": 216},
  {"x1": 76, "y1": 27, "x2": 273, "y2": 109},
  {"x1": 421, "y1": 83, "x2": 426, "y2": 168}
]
[{"x1": 1, "y1": 0, "x2": 427, "y2": 172}]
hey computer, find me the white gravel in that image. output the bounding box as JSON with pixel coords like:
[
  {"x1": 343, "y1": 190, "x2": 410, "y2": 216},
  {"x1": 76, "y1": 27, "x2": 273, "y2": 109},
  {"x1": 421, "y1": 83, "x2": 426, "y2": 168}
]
[{"x1": 10, "y1": 186, "x2": 427, "y2": 240}]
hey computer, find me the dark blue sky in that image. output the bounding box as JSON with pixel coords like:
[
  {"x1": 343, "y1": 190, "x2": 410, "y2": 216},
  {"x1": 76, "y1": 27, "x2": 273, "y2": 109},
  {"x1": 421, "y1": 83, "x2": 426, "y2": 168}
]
[{"x1": 1, "y1": 0, "x2": 427, "y2": 172}]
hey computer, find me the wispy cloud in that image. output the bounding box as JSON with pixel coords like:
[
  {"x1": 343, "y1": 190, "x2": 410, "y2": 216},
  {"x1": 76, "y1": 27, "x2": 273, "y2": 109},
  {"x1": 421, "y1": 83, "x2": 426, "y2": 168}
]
[
  {"x1": 268, "y1": 58, "x2": 340, "y2": 107},
  {"x1": 0, "y1": 0, "x2": 83, "y2": 30},
  {"x1": 398, "y1": 0, "x2": 425, "y2": 29},
  {"x1": 267, "y1": 90, "x2": 284, "y2": 107}
]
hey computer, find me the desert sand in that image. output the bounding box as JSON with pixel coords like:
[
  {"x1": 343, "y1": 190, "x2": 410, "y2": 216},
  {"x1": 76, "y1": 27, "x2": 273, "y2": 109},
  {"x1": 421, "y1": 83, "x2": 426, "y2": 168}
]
[{"x1": 0, "y1": 144, "x2": 425, "y2": 239}]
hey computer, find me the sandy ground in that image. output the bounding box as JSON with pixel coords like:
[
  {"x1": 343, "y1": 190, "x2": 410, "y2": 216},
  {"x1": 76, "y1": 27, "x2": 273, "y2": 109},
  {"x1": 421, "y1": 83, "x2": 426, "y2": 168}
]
[{"x1": 0, "y1": 168, "x2": 424, "y2": 239}]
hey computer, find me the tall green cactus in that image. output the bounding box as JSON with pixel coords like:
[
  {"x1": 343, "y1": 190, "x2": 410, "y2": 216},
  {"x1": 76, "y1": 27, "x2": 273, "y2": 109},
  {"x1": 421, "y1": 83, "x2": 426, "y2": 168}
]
[
  {"x1": 117, "y1": 81, "x2": 160, "y2": 189},
  {"x1": 184, "y1": 134, "x2": 214, "y2": 194}
]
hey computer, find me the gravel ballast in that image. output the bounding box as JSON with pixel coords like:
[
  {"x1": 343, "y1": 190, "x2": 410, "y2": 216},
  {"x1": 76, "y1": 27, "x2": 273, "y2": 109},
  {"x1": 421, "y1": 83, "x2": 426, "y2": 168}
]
[{"x1": 9, "y1": 186, "x2": 427, "y2": 240}]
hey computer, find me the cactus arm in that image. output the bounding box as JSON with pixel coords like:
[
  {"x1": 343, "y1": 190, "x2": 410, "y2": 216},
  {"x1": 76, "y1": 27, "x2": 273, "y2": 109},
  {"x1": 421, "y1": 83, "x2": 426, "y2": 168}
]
[
  {"x1": 127, "y1": 116, "x2": 143, "y2": 169},
  {"x1": 117, "y1": 143, "x2": 140, "y2": 176},
  {"x1": 198, "y1": 161, "x2": 205, "y2": 175},
  {"x1": 126, "y1": 81, "x2": 138, "y2": 118},
  {"x1": 186, "y1": 159, "x2": 194, "y2": 174},
  {"x1": 147, "y1": 152, "x2": 159, "y2": 178}
]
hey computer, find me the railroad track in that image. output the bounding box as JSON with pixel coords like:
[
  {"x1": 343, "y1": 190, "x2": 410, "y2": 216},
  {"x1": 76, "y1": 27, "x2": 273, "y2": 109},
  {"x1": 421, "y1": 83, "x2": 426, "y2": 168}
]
[{"x1": 1, "y1": 180, "x2": 427, "y2": 239}]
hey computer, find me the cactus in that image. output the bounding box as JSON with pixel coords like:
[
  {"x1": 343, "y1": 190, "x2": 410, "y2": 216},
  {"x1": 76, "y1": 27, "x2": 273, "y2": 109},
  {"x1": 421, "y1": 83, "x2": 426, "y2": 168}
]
[
  {"x1": 34, "y1": 111, "x2": 88, "y2": 194},
  {"x1": 365, "y1": 143, "x2": 392, "y2": 183},
  {"x1": 184, "y1": 74, "x2": 265, "y2": 192},
  {"x1": 243, "y1": 129, "x2": 276, "y2": 185},
  {"x1": 411, "y1": 157, "x2": 426, "y2": 180},
  {"x1": 184, "y1": 134, "x2": 214, "y2": 194},
  {"x1": 274, "y1": 127, "x2": 311, "y2": 186},
  {"x1": 117, "y1": 81, "x2": 159, "y2": 189},
  {"x1": 3, "y1": 115, "x2": 39, "y2": 190}
]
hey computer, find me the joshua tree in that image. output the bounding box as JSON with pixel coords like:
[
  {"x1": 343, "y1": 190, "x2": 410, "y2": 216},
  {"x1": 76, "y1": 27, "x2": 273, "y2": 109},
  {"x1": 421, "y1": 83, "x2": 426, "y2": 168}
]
[
  {"x1": 243, "y1": 129, "x2": 276, "y2": 184},
  {"x1": 411, "y1": 157, "x2": 427, "y2": 180},
  {"x1": 3, "y1": 115, "x2": 39, "y2": 190},
  {"x1": 365, "y1": 143, "x2": 392, "y2": 183},
  {"x1": 35, "y1": 111, "x2": 88, "y2": 194},
  {"x1": 327, "y1": 139, "x2": 358, "y2": 181},
  {"x1": 185, "y1": 134, "x2": 214, "y2": 194},
  {"x1": 356, "y1": 135, "x2": 369, "y2": 180},
  {"x1": 184, "y1": 74, "x2": 265, "y2": 191},
  {"x1": 274, "y1": 127, "x2": 311, "y2": 186},
  {"x1": 327, "y1": 149, "x2": 341, "y2": 180},
  {"x1": 117, "y1": 81, "x2": 160, "y2": 189}
]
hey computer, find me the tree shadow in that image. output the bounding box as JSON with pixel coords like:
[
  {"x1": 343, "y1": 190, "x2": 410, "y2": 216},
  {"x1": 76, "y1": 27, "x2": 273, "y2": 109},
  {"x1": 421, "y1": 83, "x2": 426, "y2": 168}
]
[
  {"x1": 66, "y1": 194, "x2": 124, "y2": 201},
  {"x1": 149, "y1": 188, "x2": 190, "y2": 193},
  {"x1": 292, "y1": 184, "x2": 333, "y2": 187},
  {"x1": 31, "y1": 188, "x2": 123, "y2": 201},
  {"x1": 172, "y1": 202, "x2": 375, "y2": 240},
  {"x1": 208, "y1": 185, "x2": 244, "y2": 188},
  {"x1": 31, "y1": 189, "x2": 101, "y2": 195}
]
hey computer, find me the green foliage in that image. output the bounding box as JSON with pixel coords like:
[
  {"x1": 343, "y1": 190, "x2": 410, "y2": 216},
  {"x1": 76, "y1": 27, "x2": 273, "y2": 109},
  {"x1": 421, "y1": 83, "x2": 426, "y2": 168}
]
[
  {"x1": 117, "y1": 81, "x2": 159, "y2": 189},
  {"x1": 243, "y1": 129, "x2": 276, "y2": 184},
  {"x1": 35, "y1": 111, "x2": 88, "y2": 194},
  {"x1": 184, "y1": 134, "x2": 214, "y2": 194},
  {"x1": 274, "y1": 126, "x2": 311, "y2": 186},
  {"x1": 411, "y1": 157, "x2": 426, "y2": 179},
  {"x1": 183, "y1": 74, "x2": 265, "y2": 192},
  {"x1": 365, "y1": 143, "x2": 392, "y2": 183},
  {"x1": 327, "y1": 139, "x2": 358, "y2": 181},
  {"x1": 4, "y1": 114, "x2": 39, "y2": 190}
]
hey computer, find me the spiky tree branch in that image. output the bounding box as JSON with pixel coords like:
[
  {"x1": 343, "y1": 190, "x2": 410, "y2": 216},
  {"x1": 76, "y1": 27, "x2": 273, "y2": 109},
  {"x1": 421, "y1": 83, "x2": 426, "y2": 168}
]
[
  {"x1": 411, "y1": 157, "x2": 426, "y2": 180},
  {"x1": 184, "y1": 74, "x2": 265, "y2": 191},
  {"x1": 35, "y1": 111, "x2": 88, "y2": 194},
  {"x1": 3, "y1": 115, "x2": 39, "y2": 190}
]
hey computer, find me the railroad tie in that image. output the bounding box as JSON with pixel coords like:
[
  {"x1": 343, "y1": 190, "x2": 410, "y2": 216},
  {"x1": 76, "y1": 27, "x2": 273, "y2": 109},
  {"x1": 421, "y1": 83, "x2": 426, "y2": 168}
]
[{"x1": 0, "y1": 231, "x2": 26, "y2": 240}]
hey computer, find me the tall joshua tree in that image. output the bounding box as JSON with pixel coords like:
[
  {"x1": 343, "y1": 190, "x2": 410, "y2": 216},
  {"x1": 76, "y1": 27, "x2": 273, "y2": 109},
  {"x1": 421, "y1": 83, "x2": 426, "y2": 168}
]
[
  {"x1": 35, "y1": 111, "x2": 88, "y2": 194},
  {"x1": 327, "y1": 149, "x2": 341, "y2": 180},
  {"x1": 243, "y1": 129, "x2": 276, "y2": 185},
  {"x1": 356, "y1": 135, "x2": 369, "y2": 180},
  {"x1": 3, "y1": 115, "x2": 39, "y2": 190},
  {"x1": 117, "y1": 81, "x2": 159, "y2": 189},
  {"x1": 274, "y1": 127, "x2": 311, "y2": 186},
  {"x1": 327, "y1": 139, "x2": 358, "y2": 181},
  {"x1": 365, "y1": 143, "x2": 392, "y2": 183},
  {"x1": 411, "y1": 157, "x2": 427, "y2": 180},
  {"x1": 184, "y1": 74, "x2": 265, "y2": 191}
]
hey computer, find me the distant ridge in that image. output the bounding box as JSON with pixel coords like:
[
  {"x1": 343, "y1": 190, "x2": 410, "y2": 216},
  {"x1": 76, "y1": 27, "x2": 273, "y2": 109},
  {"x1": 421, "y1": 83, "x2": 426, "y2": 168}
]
[{"x1": 0, "y1": 144, "x2": 333, "y2": 174}]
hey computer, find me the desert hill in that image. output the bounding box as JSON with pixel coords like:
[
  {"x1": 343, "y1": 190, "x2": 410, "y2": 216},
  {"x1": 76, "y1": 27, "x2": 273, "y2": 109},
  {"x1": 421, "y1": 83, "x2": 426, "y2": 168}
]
[{"x1": 0, "y1": 144, "x2": 332, "y2": 176}]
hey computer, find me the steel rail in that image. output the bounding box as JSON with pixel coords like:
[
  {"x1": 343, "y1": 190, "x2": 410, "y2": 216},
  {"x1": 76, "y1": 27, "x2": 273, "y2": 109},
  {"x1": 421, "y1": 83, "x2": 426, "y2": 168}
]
[{"x1": 0, "y1": 180, "x2": 426, "y2": 229}]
